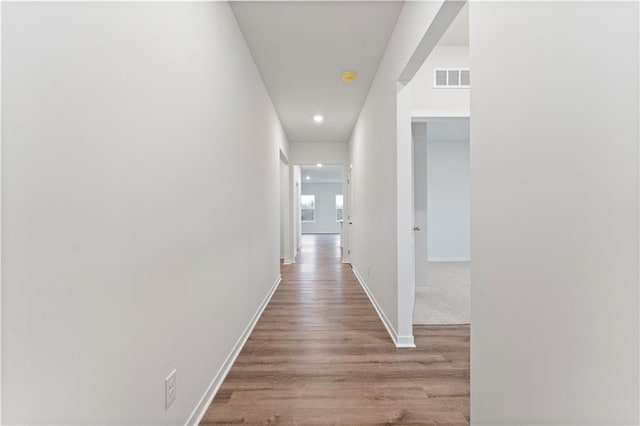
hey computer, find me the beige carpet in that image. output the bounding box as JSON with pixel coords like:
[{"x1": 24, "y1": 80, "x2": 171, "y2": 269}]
[{"x1": 413, "y1": 262, "x2": 470, "y2": 325}]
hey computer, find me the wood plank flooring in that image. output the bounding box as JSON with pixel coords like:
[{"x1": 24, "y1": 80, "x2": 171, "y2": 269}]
[{"x1": 201, "y1": 234, "x2": 470, "y2": 425}]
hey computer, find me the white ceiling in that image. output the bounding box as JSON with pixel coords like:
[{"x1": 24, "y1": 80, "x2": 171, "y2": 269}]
[
  {"x1": 301, "y1": 165, "x2": 343, "y2": 184},
  {"x1": 231, "y1": 1, "x2": 404, "y2": 143},
  {"x1": 438, "y1": 3, "x2": 469, "y2": 46}
]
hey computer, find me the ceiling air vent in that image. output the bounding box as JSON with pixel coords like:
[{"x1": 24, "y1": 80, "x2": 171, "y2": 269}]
[{"x1": 434, "y1": 68, "x2": 470, "y2": 88}]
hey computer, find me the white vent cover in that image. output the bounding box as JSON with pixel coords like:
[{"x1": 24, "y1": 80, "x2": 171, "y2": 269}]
[{"x1": 434, "y1": 68, "x2": 470, "y2": 88}]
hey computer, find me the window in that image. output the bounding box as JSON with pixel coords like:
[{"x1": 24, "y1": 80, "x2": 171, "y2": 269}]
[
  {"x1": 301, "y1": 195, "x2": 315, "y2": 222},
  {"x1": 336, "y1": 194, "x2": 344, "y2": 222}
]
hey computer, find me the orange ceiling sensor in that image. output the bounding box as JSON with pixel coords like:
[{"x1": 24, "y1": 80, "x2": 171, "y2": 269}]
[{"x1": 341, "y1": 71, "x2": 356, "y2": 82}]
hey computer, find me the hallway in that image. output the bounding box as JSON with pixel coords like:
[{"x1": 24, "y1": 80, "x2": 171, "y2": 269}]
[{"x1": 201, "y1": 234, "x2": 470, "y2": 425}]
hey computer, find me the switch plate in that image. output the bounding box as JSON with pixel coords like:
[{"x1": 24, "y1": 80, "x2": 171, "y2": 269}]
[{"x1": 165, "y1": 369, "x2": 176, "y2": 409}]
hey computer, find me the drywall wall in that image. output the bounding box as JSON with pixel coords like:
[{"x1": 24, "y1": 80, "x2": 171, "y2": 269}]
[
  {"x1": 470, "y1": 1, "x2": 639, "y2": 424},
  {"x1": 349, "y1": 0, "x2": 449, "y2": 345},
  {"x1": 410, "y1": 45, "x2": 469, "y2": 117},
  {"x1": 1, "y1": 2, "x2": 288, "y2": 424},
  {"x1": 301, "y1": 183, "x2": 342, "y2": 234},
  {"x1": 290, "y1": 142, "x2": 348, "y2": 166},
  {"x1": 426, "y1": 122, "x2": 470, "y2": 261}
]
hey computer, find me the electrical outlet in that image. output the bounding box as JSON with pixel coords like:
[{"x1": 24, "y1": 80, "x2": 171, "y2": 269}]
[{"x1": 165, "y1": 369, "x2": 176, "y2": 409}]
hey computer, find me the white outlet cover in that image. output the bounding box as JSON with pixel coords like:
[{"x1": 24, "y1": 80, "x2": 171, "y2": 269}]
[{"x1": 165, "y1": 369, "x2": 176, "y2": 409}]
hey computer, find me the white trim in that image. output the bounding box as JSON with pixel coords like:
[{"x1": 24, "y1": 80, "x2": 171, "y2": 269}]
[
  {"x1": 0, "y1": 1, "x2": 4, "y2": 420},
  {"x1": 428, "y1": 257, "x2": 470, "y2": 262},
  {"x1": 396, "y1": 335, "x2": 416, "y2": 348},
  {"x1": 185, "y1": 275, "x2": 282, "y2": 426},
  {"x1": 352, "y1": 267, "x2": 415, "y2": 349},
  {"x1": 283, "y1": 259, "x2": 296, "y2": 265},
  {"x1": 396, "y1": 82, "x2": 416, "y2": 345},
  {"x1": 411, "y1": 112, "x2": 470, "y2": 121}
]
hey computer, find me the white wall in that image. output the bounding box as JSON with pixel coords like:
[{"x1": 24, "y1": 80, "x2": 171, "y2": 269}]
[
  {"x1": 348, "y1": 1, "x2": 446, "y2": 345},
  {"x1": 1, "y1": 2, "x2": 288, "y2": 424},
  {"x1": 427, "y1": 126, "x2": 470, "y2": 261},
  {"x1": 470, "y1": 2, "x2": 639, "y2": 424},
  {"x1": 411, "y1": 45, "x2": 470, "y2": 117},
  {"x1": 301, "y1": 183, "x2": 342, "y2": 234},
  {"x1": 290, "y1": 142, "x2": 348, "y2": 166}
]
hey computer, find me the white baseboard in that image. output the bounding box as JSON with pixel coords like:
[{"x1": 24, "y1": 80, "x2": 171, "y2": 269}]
[
  {"x1": 351, "y1": 267, "x2": 415, "y2": 349},
  {"x1": 428, "y1": 257, "x2": 470, "y2": 262},
  {"x1": 396, "y1": 335, "x2": 416, "y2": 348},
  {"x1": 283, "y1": 259, "x2": 296, "y2": 265},
  {"x1": 185, "y1": 275, "x2": 282, "y2": 426}
]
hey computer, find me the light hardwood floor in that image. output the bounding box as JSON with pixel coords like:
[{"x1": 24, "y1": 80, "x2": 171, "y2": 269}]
[{"x1": 201, "y1": 234, "x2": 470, "y2": 425}]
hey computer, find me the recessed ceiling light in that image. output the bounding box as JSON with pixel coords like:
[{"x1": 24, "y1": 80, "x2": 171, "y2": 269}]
[
  {"x1": 305, "y1": 176, "x2": 310, "y2": 180},
  {"x1": 313, "y1": 115, "x2": 324, "y2": 123},
  {"x1": 316, "y1": 163, "x2": 322, "y2": 168}
]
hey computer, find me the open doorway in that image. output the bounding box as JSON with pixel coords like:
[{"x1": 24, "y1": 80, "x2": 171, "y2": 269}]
[
  {"x1": 298, "y1": 165, "x2": 344, "y2": 250},
  {"x1": 412, "y1": 118, "x2": 470, "y2": 325}
]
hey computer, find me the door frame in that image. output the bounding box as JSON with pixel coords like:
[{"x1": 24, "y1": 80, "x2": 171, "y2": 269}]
[
  {"x1": 293, "y1": 163, "x2": 346, "y2": 260},
  {"x1": 343, "y1": 166, "x2": 353, "y2": 264},
  {"x1": 279, "y1": 149, "x2": 295, "y2": 265}
]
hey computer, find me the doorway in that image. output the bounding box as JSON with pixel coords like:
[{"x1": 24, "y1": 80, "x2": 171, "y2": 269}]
[
  {"x1": 298, "y1": 164, "x2": 344, "y2": 251},
  {"x1": 412, "y1": 118, "x2": 470, "y2": 325}
]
